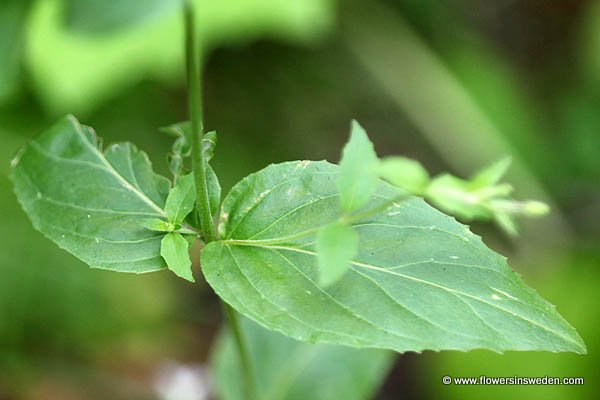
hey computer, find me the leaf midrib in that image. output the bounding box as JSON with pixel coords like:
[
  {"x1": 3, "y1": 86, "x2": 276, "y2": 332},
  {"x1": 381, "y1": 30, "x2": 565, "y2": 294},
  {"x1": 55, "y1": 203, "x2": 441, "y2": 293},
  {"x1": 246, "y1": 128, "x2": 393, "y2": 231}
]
[
  {"x1": 70, "y1": 118, "x2": 167, "y2": 216},
  {"x1": 220, "y1": 241, "x2": 584, "y2": 352}
]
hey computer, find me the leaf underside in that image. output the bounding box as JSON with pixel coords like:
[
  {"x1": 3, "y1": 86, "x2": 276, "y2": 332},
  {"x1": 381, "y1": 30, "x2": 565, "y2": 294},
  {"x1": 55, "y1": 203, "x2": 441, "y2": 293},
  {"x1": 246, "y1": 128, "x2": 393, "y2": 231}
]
[
  {"x1": 11, "y1": 115, "x2": 171, "y2": 273},
  {"x1": 212, "y1": 316, "x2": 393, "y2": 400},
  {"x1": 201, "y1": 160, "x2": 586, "y2": 354}
]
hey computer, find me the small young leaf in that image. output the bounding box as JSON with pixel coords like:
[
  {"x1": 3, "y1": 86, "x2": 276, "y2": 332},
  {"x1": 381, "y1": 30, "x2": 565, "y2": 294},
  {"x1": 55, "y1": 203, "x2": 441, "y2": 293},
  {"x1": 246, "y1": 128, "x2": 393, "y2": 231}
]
[
  {"x1": 470, "y1": 156, "x2": 512, "y2": 188},
  {"x1": 160, "y1": 232, "x2": 194, "y2": 282},
  {"x1": 426, "y1": 174, "x2": 491, "y2": 220},
  {"x1": 522, "y1": 200, "x2": 550, "y2": 216},
  {"x1": 207, "y1": 165, "x2": 222, "y2": 218},
  {"x1": 425, "y1": 166, "x2": 550, "y2": 235},
  {"x1": 337, "y1": 120, "x2": 379, "y2": 213},
  {"x1": 165, "y1": 173, "x2": 195, "y2": 225},
  {"x1": 187, "y1": 165, "x2": 221, "y2": 230},
  {"x1": 140, "y1": 218, "x2": 171, "y2": 232},
  {"x1": 378, "y1": 156, "x2": 430, "y2": 195},
  {"x1": 203, "y1": 131, "x2": 217, "y2": 162},
  {"x1": 166, "y1": 134, "x2": 187, "y2": 182},
  {"x1": 494, "y1": 212, "x2": 519, "y2": 237},
  {"x1": 316, "y1": 222, "x2": 359, "y2": 287},
  {"x1": 160, "y1": 122, "x2": 218, "y2": 161},
  {"x1": 166, "y1": 151, "x2": 184, "y2": 182},
  {"x1": 160, "y1": 121, "x2": 192, "y2": 155}
]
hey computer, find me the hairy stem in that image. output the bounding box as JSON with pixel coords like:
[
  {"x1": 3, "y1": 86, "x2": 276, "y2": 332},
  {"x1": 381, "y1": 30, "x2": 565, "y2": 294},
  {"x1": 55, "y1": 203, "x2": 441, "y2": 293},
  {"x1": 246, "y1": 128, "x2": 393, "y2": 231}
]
[
  {"x1": 184, "y1": 3, "x2": 255, "y2": 398},
  {"x1": 185, "y1": 1, "x2": 216, "y2": 243},
  {"x1": 223, "y1": 303, "x2": 257, "y2": 400}
]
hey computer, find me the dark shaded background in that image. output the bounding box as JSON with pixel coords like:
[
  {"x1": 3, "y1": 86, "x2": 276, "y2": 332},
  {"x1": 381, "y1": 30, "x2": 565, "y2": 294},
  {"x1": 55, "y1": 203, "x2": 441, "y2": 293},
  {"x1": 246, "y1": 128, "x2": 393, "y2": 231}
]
[{"x1": 1, "y1": 0, "x2": 598, "y2": 398}]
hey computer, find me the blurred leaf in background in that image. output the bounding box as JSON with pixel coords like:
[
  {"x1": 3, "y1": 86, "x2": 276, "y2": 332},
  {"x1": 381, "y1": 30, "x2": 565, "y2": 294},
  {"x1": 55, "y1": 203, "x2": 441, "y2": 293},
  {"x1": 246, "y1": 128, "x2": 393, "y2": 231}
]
[
  {"x1": 63, "y1": 0, "x2": 181, "y2": 34},
  {"x1": 581, "y1": 0, "x2": 600, "y2": 88},
  {"x1": 23, "y1": 0, "x2": 335, "y2": 116},
  {"x1": 212, "y1": 317, "x2": 393, "y2": 400},
  {"x1": 0, "y1": 0, "x2": 31, "y2": 103}
]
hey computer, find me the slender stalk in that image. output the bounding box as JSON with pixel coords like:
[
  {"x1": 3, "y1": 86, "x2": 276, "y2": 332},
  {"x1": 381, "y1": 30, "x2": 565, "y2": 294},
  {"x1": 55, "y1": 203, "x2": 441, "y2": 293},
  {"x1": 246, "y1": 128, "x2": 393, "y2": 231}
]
[
  {"x1": 183, "y1": 3, "x2": 255, "y2": 398},
  {"x1": 185, "y1": 1, "x2": 216, "y2": 243},
  {"x1": 223, "y1": 303, "x2": 257, "y2": 400}
]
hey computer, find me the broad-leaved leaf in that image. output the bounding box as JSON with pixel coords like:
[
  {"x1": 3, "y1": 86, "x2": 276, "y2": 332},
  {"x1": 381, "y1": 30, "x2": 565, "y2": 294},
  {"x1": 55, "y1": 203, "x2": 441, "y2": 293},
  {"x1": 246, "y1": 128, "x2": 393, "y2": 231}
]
[
  {"x1": 201, "y1": 161, "x2": 586, "y2": 353},
  {"x1": 11, "y1": 116, "x2": 173, "y2": 273}
]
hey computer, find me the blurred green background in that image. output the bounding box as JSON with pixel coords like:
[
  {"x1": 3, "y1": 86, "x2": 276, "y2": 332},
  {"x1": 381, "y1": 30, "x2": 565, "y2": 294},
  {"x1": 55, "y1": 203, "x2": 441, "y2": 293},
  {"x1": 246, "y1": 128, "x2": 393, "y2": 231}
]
[{"x1": 1, "y1": 0, "x2": 598, "y2": 398}]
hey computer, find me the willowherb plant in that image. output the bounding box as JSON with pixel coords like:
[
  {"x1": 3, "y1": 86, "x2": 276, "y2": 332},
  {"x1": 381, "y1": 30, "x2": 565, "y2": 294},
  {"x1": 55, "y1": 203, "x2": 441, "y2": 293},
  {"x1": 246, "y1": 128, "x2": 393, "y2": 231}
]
[{"x1": 9, "y1": 2, "x2": 585, "y2": 399}]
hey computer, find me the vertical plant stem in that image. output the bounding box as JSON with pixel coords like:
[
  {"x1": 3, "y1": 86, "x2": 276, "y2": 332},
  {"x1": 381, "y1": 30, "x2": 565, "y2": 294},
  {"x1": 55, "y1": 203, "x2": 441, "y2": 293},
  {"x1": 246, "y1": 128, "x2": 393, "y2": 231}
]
[
  {"x1": 184, "y1": 2, "x2": 255, "y2": 398},
  {"x1": 223, "y1": 302, "x2": 257, "y2": 400},
  {"x1": 185, "y1": 0, "x2": 216, "y2": 243}
]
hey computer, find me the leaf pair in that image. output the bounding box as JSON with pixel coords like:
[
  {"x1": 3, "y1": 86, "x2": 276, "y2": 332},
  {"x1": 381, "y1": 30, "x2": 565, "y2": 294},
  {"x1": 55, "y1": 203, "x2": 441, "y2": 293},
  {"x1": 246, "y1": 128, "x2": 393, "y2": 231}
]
[
  {"x1": 315, "y1": 121, "x2": 376, "y2": 287},
  {"x1": 141, "y1": 173, "x2": 197, "y2": 281},
  {"x1": 11, "y1": 116, "x2": 586, "y2": 355},
  {"x1": 150, "y1": 166, "x2": 220, "y2": 282},
  {"x1": 149, "y1": 121, "x2": 221, "y2": 281},
  {"x1": 316, "y1": 121, "x2": 425, "y2": 288}
]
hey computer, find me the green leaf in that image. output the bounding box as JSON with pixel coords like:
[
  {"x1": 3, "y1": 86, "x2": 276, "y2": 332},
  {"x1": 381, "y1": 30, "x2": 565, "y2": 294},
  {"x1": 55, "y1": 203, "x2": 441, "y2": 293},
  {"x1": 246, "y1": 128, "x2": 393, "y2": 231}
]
[
  {"x1": 337, "y1": 120, "x2": 379, "y2": 213},
  {"x1": 27, "y1": 0, "x2": 333, "y2": 115},
  {"x1": 470, "y1": 156, "x2": 512, "y2": 188},
  {"x1": 11, "y1": 116, "x2": 173, "y2": 273},
  {"x1": 64, "y1": 0, "x2": 180, "y2": 34},
  {"x1": 160, "y1": 121, "x2": 189, "y2": 138},
  {"x1": 378, "y1": 156, "x2": 430, "y2": 195},
  {"x1": 140, "y1": 218, "x2": 171, "y2": 232},
  {"x1": 202, "y1": 161, "x2": 585, "y2": 353},
  {"x1": 211, "y1": 316, "x2": 393, "y2": 400},
  {"x1": 316, "y1": 222, "x2": 359, "y2": 287},
  {"x1": 207, "y1": 164, "x2": 222, "y2": 218},
  {"x1": 426, "y1": 174, "x2": 491, "y2": 221},
  {"x1": 185, "y1": 164, "x2": 221, "y2": 232},
  {"x1": 161, "y1": 122, "x2": 217, "y2": 159},
  {"x1": 165, "y1": 173, "x2": 195, "y2": 225},
  {"x1": 0, "y1": 0, "x2": 31, "y2": 103},
  {"x1": 160, "y1": 232, "x2": 194, "y2": 282},
  {"x1": 160, "y1": 121, "x2": 192, "y2": 157},
  {"x1": 203, "y1": 131, "x2": 218, "y2": 162}
]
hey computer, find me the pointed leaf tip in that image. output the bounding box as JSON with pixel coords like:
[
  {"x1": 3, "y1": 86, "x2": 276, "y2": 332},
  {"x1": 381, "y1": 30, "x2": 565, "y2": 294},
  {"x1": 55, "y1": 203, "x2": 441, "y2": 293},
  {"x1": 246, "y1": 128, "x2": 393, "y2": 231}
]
[
  {"x1": 471, "y1": 156, "x2": 512, "y2": 188},
  {"x1": 338, "y1": 120, "x2": 379, "y2": 213},
  {"x1": 161, "y1": 233, "x2": 194, "y2": 282},
  {"x1": 165, "y1": 173, "x2": 196, "y2": 225}
]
